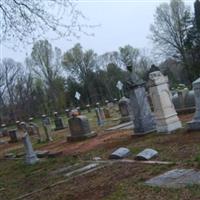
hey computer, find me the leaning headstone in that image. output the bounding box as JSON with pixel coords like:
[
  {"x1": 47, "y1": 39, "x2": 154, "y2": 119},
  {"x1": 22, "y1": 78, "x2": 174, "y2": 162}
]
[
  {"x1": 54, "y1": 112, "x2": 64, "y2": 131},
  {"x1": 187, "y1": 78, "x2": 200, "y2": 131},
  {"x1": 68, "y1": 115, "x2": 96, "y2": 141},
  {"x1": 95, "y1": 107, "x2": 105, "y2": 126},
  {"x1": 9, "y1": 129, "x2": 18, "y2": 143},
  {"x1": 118, "y1": 97, "x2": 131, "y2": 123},
  {"x1": 148, "y1": 70, "x2": 182, "y2": 133},
  {"x1": 135, "y1": 148, "x2": 158, "y2": 160},
  {"x1": 42, "y1": 115, "x2": 53, "y2": 142},
  {"x1": 22, "y1": 133, "x2": 39, "y2": 165},
  {"x1": 109, "y1": 147, "x2": 130, "y2": 159},
  {"x1": 126, "y1": 65, "x2": 155, "y2": 135}
]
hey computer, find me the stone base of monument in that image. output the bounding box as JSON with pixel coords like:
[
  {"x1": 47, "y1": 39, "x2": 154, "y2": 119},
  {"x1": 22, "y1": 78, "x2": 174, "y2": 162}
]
[
  {"x1": 67, "y1": 131, "x2": 97, "y2": 142},
  {"x1": 120, "y1": 116, "x2": 131, "y2": 123},
  {"x1": 187, "y1": 120, "x2": 200, "y2": 131},
  {"x1": 156, "y1": 119, "x2": 182, "y2": 133}
]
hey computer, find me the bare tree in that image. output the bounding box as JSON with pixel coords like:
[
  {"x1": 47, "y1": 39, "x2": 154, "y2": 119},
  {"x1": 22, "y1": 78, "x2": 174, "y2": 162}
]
[
  {"x1": 150, "y1": 0, "x2": 192, "y2": 81},
  {"x1": 0, "y1": 0, "x2": 90, "y2": 44}
]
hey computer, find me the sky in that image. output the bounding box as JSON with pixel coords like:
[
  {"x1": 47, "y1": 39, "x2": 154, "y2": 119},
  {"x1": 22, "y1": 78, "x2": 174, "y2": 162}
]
[{"x1": 0, "y1": 0, "x2": 195, "y2": 63}]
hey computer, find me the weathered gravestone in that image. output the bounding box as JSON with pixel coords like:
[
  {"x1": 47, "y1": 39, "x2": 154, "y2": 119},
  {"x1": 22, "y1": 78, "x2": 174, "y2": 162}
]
[
  {"x1": 109, "y1": 147, "x2": 130, "y2": 159},
  {"x1": 187, "y1": 78, "x2": 200, "y2": 131},
  {"x1": 54, "y1": 112, "x2": 64, "y2": 131},
  {"x1": 148, "y1": 70, "x2": 182, "y2": 133},
  {"x1": 126, "y1": 65, "x2": 155, "y2": 135},
  {"x1": 28, "y1": 118, "x2": 42, "y2": 143},
  {"x1": 42, "y1": 115, "x2": 53, "y2": 142},
  {"x1": 103, "y1": 107, "x2": 111, "y2": 118},
  {"x1": 118, "y1": 97, "x2": 131, "y2": 123},
  {"x1": 68, "y1": 115, "x2": 96, "y2": 141},
  {"x1": 86, "y1": 104, "x2": 91, "y2": 113},
  {"x1": 22, "y1": 133, "x2": 39, "y2": 165},
  {"x1": 1, "y1": 124, "x2": 8, "y2": 137},
  {"x1": 135, "y1": 148, "x2": 158, "y2": 160},
  {"x1": 65, "y1": 109, "x2": 71, "y2": 118},
  {"x1": 95, "y1": 107, "x2": 105, "y2": 126},
  {"x1": 9, "y1": 129, "x2": 19, "y2": 143}
]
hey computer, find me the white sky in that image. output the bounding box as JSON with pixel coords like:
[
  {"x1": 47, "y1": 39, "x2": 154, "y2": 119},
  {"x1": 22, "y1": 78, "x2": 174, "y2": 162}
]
[{"x1": 0, "y1": 0, "x2": 195, "y2": 63}]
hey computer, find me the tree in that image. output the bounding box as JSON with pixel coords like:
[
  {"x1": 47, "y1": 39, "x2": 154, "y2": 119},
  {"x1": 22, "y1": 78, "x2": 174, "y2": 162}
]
[
  {"x1": 150, "y1": 0, "x2": 193, "y2": 81},
  {"x1": 63, "y1": 43, "x2": 97, "y2": 103},
  {"x1": 0, "y1": 0, "x2": 87, "y2": 44},
  {"x1": 30, "y1": 40, "x2": 65, "y2": 111}
]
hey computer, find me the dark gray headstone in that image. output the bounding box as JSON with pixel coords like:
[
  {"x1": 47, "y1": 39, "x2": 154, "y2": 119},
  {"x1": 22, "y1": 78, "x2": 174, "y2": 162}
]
[
  {"x1": 9, "y1": 129, "x2": 18, "y2": 143},
  {"x1": 118, "y1": 97, "x2": 131, "y2": 123},
  {"x1": 68, "y1": 115, "x2": 97, "y2": 141},
  {"x1": 54, "y1": 114, "x2": 64, "y2": 131}
]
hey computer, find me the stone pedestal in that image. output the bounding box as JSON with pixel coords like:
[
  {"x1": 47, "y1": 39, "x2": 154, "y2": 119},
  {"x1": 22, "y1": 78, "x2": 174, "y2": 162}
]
[
  {"x1": 22, "y1": 133, "x2": 39, "y2": 165},
  {"x1": 95, "y1": 107, "x2": 105, "y2": 126},
  {"x1": 118, "y1": 97, "x2": 131, "y2": 123},
  {"x1": 67, "y1": 115, "x2": 96, "y2": 141},
  {"x1": 187, "y1": 78, "x2": 200, "y2": 131},
  {"x1": 149, "y1": 71, "x2": 182, "y2": 133},
  {"x1": 130, "y1": 85, "x2": 156, "y2": 135},
  {"x1": 9, "y1": 129, "x2": 19, "y2": 143}
]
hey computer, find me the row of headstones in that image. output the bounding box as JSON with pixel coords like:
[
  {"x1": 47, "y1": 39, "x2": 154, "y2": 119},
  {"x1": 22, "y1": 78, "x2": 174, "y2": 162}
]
[
  {"x1": 119, "y1": 70, "x2": 200, "y2": 134},
  {"x1": 0, "y1": 102, "x2": 115, "y2": 143}
]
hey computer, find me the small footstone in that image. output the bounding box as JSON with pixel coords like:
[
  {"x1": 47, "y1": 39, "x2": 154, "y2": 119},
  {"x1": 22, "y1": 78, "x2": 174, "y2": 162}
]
[
  {"x1": 135, "y1": 148, "x2": 158, "y2": 160},
  {"x1": 109, "y1": 147, "x2": 130, "y2": 159}
]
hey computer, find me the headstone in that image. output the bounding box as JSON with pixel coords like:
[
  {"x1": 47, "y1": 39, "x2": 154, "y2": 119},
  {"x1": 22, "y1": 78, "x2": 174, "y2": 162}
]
[
  {"x1": 135, "y1": 148, "x2": 158, "y2": 160},
  {"x1": 95, "y1": 107, "x2": 105, "y2": 126},
  {"x1": 65, "y1": 109, "x2": 71, "y2": 118},
  {"x1": 54, "y1": 112, "x2": 64, "y2": 131},
  {"x1": 103, "y1": 108, "x2": 111, "y2": 118},
  {"x1": 76, "y1": 107, "x2": 81, "y2": 115},
  {"x1": 126, "y1": 65, "x2": 155, "y2": 135},
  {"x1": 187, "y1": 78, "x2": 200, "y2": 130},
  {"x1": 42, "y1": 115, "x2": 53, "y2": 142},
  {"x1": 109, "y1": 147, "x2": 130, "y2": 159},
  {"x1": 22, "y1": 133, "x2": 39, "y2": 165},
  {"x1": 28, "y1": 118, "x2": 42, "y2": 143},
  {"x1": 118, "y1": 97, "x2": 131, "y2": 123},
  {"x1": 86, "y1": 104, "x2": 91, "y2": 113},
  {"x1": 68, "y1": 115, "x2": 97, "y2": 141},
  {"x1": 1, "y1": 124, "x2": 8, "y2": 137},
  {"x1": 148, "y1": 70, "x2": 182, "y2": 133},
  {"x1": 9, "y1": 129, "x2": 18, "y2": 143}
]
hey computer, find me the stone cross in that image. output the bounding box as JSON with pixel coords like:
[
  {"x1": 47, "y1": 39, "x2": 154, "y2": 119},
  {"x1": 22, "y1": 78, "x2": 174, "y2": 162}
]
[
  {"x1": 187, "y1": 78, "x2": 200, "y2": 130},
  {"x1": 126, "y1": 65, "x2": 155, "y2": 135},
  {"x1": 148, "y1": 71, "x2": 182, "y2": 133},
  {"x1": 22, "y1": 133, "x2": 39, "y2": 165},
  {"x1": 68, "y1": 115, "x2": 96, "y2": 141}
]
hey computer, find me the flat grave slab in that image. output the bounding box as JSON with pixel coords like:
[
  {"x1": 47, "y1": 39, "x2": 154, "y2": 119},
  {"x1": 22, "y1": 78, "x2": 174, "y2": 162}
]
[
  {"x1": 106, "y1": 122, "x2": 133, "y2": 131},
  {"x1": 145, "y1": 168, "x2": 200, "y2": 188}
]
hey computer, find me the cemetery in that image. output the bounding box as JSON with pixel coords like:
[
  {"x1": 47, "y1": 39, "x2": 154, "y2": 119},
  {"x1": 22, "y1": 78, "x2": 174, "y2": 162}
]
[{"x1": 1, "y1": 0, "x2": 200, "y2": 199}]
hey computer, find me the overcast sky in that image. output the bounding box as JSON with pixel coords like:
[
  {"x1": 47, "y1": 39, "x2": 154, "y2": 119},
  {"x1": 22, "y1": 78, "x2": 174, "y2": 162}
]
[{"x1": 0, "y1": 0, "x2": 195, "y2": 63}]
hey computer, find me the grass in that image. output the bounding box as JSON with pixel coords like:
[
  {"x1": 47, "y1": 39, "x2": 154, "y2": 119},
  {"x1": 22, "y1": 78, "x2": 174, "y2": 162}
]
[{"x1": 1, "y1": 112, "x2": 200, "y2": 199}]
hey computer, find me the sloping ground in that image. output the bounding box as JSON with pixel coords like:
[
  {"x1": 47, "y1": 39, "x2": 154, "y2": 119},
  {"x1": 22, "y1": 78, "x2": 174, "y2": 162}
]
[{"x1": 1, "y1": 113, "x2": 200, "y2": 200}]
